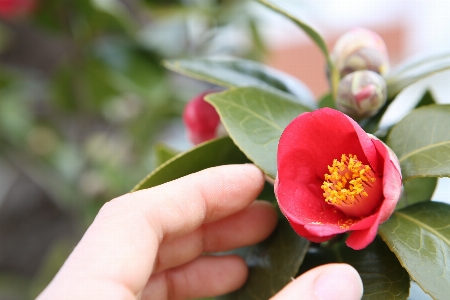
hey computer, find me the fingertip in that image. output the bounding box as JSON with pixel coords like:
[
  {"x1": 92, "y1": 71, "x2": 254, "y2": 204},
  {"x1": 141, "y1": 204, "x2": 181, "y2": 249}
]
[
  {"x1": 241, "y1": 163, "x2": 265, "y2": 175},
  {"x1": 314, "y1": 264, "x2": 363, "y2": 300},
  {"x1": 225, "y1": 254, "x2": 249, "y2": 288},
  {"x1": 235, "y1": 163, "x2": 265, "y2": 189},
  {"x1": 271, "y1": 263, "x2": 363, "y2": 300},
  {"x1": 209, "y1": 254, "x2": 250, "y2": 295},
  {"x1": 213, "y1": 163, "x2": 263, "y2": 177}
]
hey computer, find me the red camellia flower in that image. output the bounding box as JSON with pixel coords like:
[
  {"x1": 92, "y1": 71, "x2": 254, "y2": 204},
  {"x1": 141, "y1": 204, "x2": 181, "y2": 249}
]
[
  {"x1": 183, "y1": 91, "x2": 222, "y2": 145},
  {"x1": 275, "y1": 108, "x2": 401, "y2": 250}
]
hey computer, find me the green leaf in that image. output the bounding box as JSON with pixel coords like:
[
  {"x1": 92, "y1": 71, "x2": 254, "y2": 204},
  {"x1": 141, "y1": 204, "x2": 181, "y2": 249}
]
[
  {"x1": 416, "y1": 90, "x2": 437, "y2": 107},
  {"x1": 258, "y1": 181, "x2": 277, "y2": 204},
  {"x1": 131, "y1": 137, "x2": 248, "y2": 192},
  {"x1": 361, "y1": 104, "x2": 389, "y2": 135},
  {"x1": 375, "y1": 90, "x2": 437, "y2": 138},
  {"x1": 386, "y1": 52, "x2": 450, "y2": 98},
  {"x1": 379, "y1": 201, "x2": 450, "y2": 300},
  {"x1": 206, "y1": 87, "x2": 310, "y2": 179},
  {"x1": 396, "y1": 177, "x2": 437, "y2": 210},
  {"x1": 256, "y1": 0, "x2": 329, "y2": 61},
  {"x1": 154, "y1": 143, "x2": 178, "y2": 167},
  {"x1": 255, "y1": 0, "x2": 339, "y2": 98},
  {"x1": 218, "y1": 218, "x2": 310, "y2": 299},
  {"x1": 387, "y1": 104, "x2": 450, "y2": 180},
  {"x1": 318, "y1": 93, "x2": 335, "y2": 108},
  {"x1": 299, "y1": 236, "x2": 410, "y2": 300},
  {"x1": 163, "y1": 57, "x2": 316, "y2": 108},
  {"x1": 91, "y1": 0, "x2": 138, "y2": 33}
]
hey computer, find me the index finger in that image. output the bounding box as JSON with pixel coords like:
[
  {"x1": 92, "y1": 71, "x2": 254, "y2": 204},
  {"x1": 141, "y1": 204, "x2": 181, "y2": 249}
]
[
  {"x1": 133, "y1": 163, "x2": 265, "y2": 243},
  {"x1": 39, "y1": 164, "x2": 265, "y2": 299}
]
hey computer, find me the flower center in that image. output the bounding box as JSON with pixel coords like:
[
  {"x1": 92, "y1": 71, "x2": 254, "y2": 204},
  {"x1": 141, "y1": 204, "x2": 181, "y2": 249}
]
[{"x1": 321, "y1": 154, "x2": 381, "y2": 217}]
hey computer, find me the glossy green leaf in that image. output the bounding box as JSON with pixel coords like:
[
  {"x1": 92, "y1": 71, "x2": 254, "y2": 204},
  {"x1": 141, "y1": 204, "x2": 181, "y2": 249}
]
[
  {"x1": 154, "y1": 143, "x2": 178, "y2": 167},
  {"x1": 416, "y1": 90, "x2": 437, "y2": 107},
  {"x1": 318, "y1": 93, "x2": 335, "y2": 108},
  {"x1": 386, "y1": 52, "x2": 450, "y2": 98},
  {"x1": 375, "y1": 90, "x2": 437, "y2": 138},
  {"x1": 299, "y1": 236, "x2": 410, "y2": 300},
  {"x1": 396, "y1": 177, "x2": 437, "y2": 210},
  {"x1": 387, "y1": 104, "x2": 450, "y2": 180},
  {"x1": 379, "y1": 202, "x2": 450, "y2": 300},
  {"x1": 131, "y1": 137, "x2": 248, "y2": 192},
  {"x1": 258, "y1": 181, "x2": 277, "y2": 204},
  {"x1": 91, "y1": 0, "x2": 138, "y2": 33},
  {"x1": 361, "y1": 104, "x2": 389, "y2": 135},
  {"x1": 163, "y1": 57, "x2": 316, "y2": 108},
  {"x1": 361, "y1": 65, "x2": 439, "y2": 137},
  {"x1": 206, "y1": 87, "x2": 310, "y2": 179},
  {"x1": 219, "y1": 218, "x2": 310, "y2": 299},
  {"x1": 256, "y1": 0, "x2": 329, "y2": 61},
  {"x1": 255, "y1": 0, "x2": 340, "y2": 98}
]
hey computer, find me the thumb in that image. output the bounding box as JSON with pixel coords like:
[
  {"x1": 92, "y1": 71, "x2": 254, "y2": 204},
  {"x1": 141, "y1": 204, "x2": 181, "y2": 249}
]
[{"x1": 271, "y1": 263, "x2": 363, "y2": 300}]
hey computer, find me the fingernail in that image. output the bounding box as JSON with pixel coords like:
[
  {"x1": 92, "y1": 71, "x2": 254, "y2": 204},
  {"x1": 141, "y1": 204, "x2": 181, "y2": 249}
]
[{"x1": 314, "y1": 265, "x2": 363, "y2": 300}]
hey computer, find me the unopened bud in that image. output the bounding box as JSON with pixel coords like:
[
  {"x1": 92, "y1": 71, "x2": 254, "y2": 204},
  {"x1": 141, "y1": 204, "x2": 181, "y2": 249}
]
[
  {"x1": 332, "y1": 28, "x2": 389, "y2": 77},
  {"x1": 336, "y1": 70, "x2": 387, "y2": 120},
  {"x1": 183, "y1": 91, "x2": 223, "y2": 145}
]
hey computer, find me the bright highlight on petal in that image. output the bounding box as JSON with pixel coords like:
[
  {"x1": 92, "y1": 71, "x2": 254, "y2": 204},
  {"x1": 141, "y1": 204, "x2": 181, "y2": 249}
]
[{"x1": 321, "y1": 154, "x2": 382, "y2": 217}]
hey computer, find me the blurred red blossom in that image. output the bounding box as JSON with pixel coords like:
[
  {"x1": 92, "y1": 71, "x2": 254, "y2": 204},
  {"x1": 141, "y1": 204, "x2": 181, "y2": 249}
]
[
  {"x1": 183, "y1": 91, "x2": 222, "y2": 145},
  {"x1": 0, "y1": 0, "x2": 36, "y2": 19}
]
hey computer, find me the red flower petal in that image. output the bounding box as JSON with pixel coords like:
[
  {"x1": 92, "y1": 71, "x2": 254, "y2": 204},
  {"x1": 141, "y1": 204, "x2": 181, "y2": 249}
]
[
  {"x1": 345, "y1": 226, "x2": 378, "y2": 250},
  {"x1": 345, "y1": 138, "x2": 401, "y2": 249},
  {"x1": 344, "y1": 113, "x2": 378, "y2": 170},
  {"x1": 372, "y1": 138, "x2": 402, "y2": 223}
]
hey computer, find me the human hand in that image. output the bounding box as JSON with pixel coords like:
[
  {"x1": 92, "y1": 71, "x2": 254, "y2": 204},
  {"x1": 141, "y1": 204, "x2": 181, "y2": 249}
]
[{"x1": 38, "y1": 164, "x2": 363, "y2": 300}]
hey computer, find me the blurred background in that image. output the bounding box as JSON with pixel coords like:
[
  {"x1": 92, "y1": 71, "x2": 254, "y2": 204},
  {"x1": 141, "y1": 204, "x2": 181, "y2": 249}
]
[{"x1": 0, "y1": 0, "x2": 448, "y2": 299}]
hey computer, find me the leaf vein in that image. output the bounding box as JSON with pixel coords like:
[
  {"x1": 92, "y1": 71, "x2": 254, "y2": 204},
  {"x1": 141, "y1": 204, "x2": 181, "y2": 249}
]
[
  {"x1": 215, "y1": 97, "x2": 283, "y2": 131},
  {"x1": 399, "y1": 140, "x2": 450, "y2": 163},
  {"x1": 394, "y1": 211, "x2": 450, "y2": 246}
]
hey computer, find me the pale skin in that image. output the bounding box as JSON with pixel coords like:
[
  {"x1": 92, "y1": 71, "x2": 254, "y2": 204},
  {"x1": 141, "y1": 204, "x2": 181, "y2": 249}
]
[{"x1": 38, "y1": 164, "x2": 363, "y2": 300}]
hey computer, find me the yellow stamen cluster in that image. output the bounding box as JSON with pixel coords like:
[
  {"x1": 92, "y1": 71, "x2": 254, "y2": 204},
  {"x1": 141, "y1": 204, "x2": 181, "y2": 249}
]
[{"x1": 321, "y1": 154, "x2": 376, "y2": 206}]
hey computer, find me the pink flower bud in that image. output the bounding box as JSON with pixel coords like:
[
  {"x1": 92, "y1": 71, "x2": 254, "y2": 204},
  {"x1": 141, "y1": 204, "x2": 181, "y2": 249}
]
[
  {"x1": 336, "y1": 70, "x2": 387, "y2": 120},
  {"x1": 332, "y1": 28, "x2": 390, "y2": 77},
  {"x1": 275, "y1": 108, "x2": 402, "y2": 250},
  {"x1": 183, "y1": 91, "x2": 222, "y2": 145}
]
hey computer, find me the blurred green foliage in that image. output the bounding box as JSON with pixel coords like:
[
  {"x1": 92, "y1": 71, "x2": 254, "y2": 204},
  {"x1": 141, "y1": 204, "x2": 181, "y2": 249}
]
[{"x1": 0, "y1": 0, "x2": 265, "y2": 298}]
